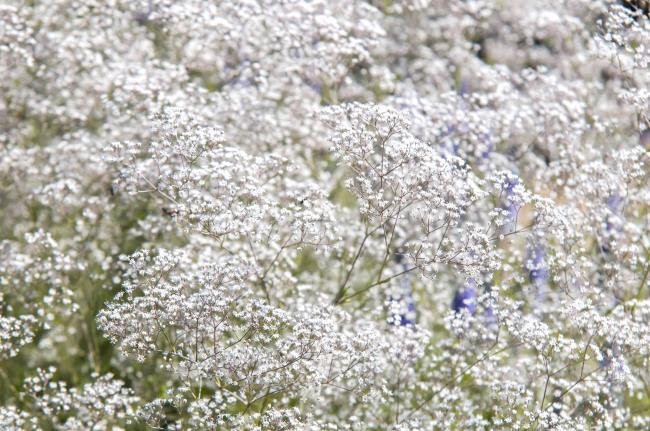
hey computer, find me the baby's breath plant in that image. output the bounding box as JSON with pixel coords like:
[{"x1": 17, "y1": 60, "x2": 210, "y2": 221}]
[{"x1": 2, "y1": 0, "x2": 650, "y2": 429}]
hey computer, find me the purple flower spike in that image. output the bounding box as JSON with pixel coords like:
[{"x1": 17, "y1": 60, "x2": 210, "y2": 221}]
[
  {"x1": 502, "y1": 175, "x2": 520, "y2": 234},
  {"x1": 484, "y1": 303, "x2": 496, "y2": 325},
  {"x1": 526, "y1": 244, "x2": 548, "y2": 286},
  {"x1": 601, "y1": 194, "x2": 624, "y2": 254},
  {"x1": 452, "y1": 280, "x2": 478, "y2": 314},
  {"x1": 526, "y1": 243, "x2": 549, "y2": 311},
  {"x1": 607, "y1": 195, "x2": 623, "y2": 215},
  {"x1": 440, "y1": 124, "x2": 460, "y2": 158},
  {"x1": 388, "y1": 255, "x2": 417, "y2": 327},
  {"x1": 399, "y1": 297, "x2": 417, "y2": 327},
  {"x1": 479, "y1": 137, "x2": 494, "y2": 162}
]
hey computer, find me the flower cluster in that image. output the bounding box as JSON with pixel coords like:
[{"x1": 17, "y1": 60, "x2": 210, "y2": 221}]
[{"x1": 2, "y1": 0, "x2": 650, "y2": 429}]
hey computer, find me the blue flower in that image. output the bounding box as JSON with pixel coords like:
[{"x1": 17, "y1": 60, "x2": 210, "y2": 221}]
[
  {"x1": 452, "y1": 281, "x2": 478, "y2": 315},
  {"x1": 601, "y1": 194, "x2": 624, "y2": 254},
  {"x1": 526, "y1": 244, "x2": 548, "y2": 286},
  {"x1": 502, "y1": 175, "x2": 520, "y2": 234},
  {"x1": 479, "y1": 137, "x2": 494, "y2": 162},
  {"x1": 388, "y1": 256, "x2": 416, "y2": 327},
  {"x1": 525, "y1": 243, "x2": 549, "y2": 311}
]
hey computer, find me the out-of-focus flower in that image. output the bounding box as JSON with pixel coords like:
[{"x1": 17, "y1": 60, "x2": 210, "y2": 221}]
[{"x1": 452, "y1": 279, "x2": 478, "y2": 315}]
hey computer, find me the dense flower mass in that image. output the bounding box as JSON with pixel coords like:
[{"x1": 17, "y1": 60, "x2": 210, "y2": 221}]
[{"x1": 3, "y1": 0, "x2": 650, "y2": 429}]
